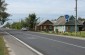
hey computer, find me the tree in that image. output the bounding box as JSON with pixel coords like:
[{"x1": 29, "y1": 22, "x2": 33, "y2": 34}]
[
  {"x1": 20, "y1": 19, "x2": 27, "y2": 27},
  {"x1": 26, "y1": 13, "x2": 38, "y2": 30},
  {"x1": 0, "y1": 0, "x2": 10, "y2": 25},
  {"x1": 9, "y1": 13, "x2": 39, "y2": 30},
  {"x1": 11, "y1": 22, "x2": 22, "y2": 29}
]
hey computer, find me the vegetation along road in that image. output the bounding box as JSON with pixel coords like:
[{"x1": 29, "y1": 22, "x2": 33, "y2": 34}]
[{"x1": 0, "y1": 34, "x2": 9, "y2": 55}]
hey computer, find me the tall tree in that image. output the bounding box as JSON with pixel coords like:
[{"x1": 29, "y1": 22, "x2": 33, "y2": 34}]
[
  {"x1": 20, "y1": 19, "x2": 27, "y2": 27},
  {"x1": 0, "y1": 0, "x2": 10, "y2": 25},
  {"x1": 11, "y1": 22, "x2": 22, "y2": 29},
  {"x1": 26, "y1": 13, "x2": 38, "y2": 30}
]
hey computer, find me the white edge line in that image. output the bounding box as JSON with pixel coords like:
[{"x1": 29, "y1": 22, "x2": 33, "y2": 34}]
[
  {"x1": 26, "y1": 34, "x2": 85, "y2": 49},
  {"x1": 5, "y1": 32, "x2": 44, "y2": 55}
]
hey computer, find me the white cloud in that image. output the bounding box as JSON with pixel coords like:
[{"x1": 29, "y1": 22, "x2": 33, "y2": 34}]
[
  {"x1": 7, "y1": 0, "x2": 75, "y2": 14},
  {"x1": 5, "y1": 0, "x2": 85, "y2": 22}
]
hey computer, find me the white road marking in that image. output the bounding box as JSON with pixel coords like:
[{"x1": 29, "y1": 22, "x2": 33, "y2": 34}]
[
  {"x1": 5, "y1": 32, "x2": 44, "y2": 55},
  {"x1": 24, "y1": 33, "x2": 85, "y2": 49}
]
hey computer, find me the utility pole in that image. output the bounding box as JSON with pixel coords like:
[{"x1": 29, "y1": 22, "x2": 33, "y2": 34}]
[{"x1": 75, "y1": 0, "x2": 77, "y2": 36}]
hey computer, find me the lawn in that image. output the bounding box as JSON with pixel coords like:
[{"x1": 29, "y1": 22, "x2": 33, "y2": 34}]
[
  {"x1": 0, "y1": 36, "x2": 9, "y2": 55},
  {"x1": 40, "y1": 31, "x2": 85, "y2": 37},
  {"x1": 62, "y1": 31, "x2": 85, "y2": 37},
  {"x1": 0, "y1": 36, "x2": 4, "y2": 55}
]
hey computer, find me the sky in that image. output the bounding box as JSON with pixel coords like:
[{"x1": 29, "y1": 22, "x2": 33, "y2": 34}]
[{"x1": 5, "y1": 0, "x2": 85, "y2": 22}]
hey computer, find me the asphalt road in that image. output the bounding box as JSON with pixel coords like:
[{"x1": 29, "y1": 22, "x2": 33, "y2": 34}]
[{"x1": 2, "y1": 29, "x2": 85, "y2": 55}]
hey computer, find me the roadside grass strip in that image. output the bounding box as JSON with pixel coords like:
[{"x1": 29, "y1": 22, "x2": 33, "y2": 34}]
[
  {"x1": 0, "y1": 35, "x2": 9, "y2": 55},
  {"x1": 0, "y1": 36, "x2": 4, "y2": 55},
  {"x1": 40, "y1": 31, "x2": 85, "y2": 37}
]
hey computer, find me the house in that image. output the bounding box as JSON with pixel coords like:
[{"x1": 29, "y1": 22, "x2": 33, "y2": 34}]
[
  {"x1": 54, "y1": 16, "x2": 82, "y2": 32},
  {"x1": 83, "y1": 21, "x2": 85, "y2": 30},
  {"x1": 78, "y1": 19, "x2": 85, "y2": 31},
  {"x1": 36, "y1": 20, "x2": 54, "y2": 31}
]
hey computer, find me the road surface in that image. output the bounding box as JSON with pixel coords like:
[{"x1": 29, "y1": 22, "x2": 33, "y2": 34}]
[{"x1": 2, "y1": 29, "x2": 85, "y2": 55}]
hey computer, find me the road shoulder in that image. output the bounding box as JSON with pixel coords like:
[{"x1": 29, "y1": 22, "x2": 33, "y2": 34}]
[{"x1": 3, "y1": 32, "x2": 39, "y2": 55}]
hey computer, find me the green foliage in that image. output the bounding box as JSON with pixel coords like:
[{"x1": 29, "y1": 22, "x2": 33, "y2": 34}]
[
  {"x1": 62, "y1": 31, "x2": 85, "y2": 37},
  {"x1": 20, "y1": 19, "x2": 27, "y2": 27},
  {"x1": 10, "y1": 13, "x2": 39, "y2": 30},
  {"x1": 26, "y1": 13, "x2": 38, "y2": 30},
  {"x1": 0, "y1": 12, "x2": 10, "y2": 24},
  {"x1": 0, "y1": 36, "x2": 9, "y2": 55},
  {"x1": 11, "y1": 22, "x2": 22, "y2": 29},
  {"x1": 0, "y1": 36, "x2": 4, "y2": 55},
  {"x1": 0, "y1": 0, "x2": 10, "y2": 24}
]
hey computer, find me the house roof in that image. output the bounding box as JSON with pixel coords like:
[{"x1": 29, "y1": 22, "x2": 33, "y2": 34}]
[
  {"x1": 54, "y1": 16, "x2": 82, "y2": 26},
  {"x1": 78, "y1": 20, "x2": 85, "y2": 25},
  {"x1": 37, "y1": 20, "x2": 46, "y2": 26},
  {"x1": 65, "y1": 20, "x2": 82, "y2": 25},
  {"x1": 51, "y1": 20, "x2": 57, "y2": 24},
  {"x1": 37, "y1": 20, "x2": 53, "y2": 26},
  {"x1": 54, "y1": 16, "x2": 66, "y2": 25}
]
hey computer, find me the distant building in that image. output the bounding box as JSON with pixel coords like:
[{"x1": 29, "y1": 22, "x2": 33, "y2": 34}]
[
  {"x1": 83, "y1": 21, "x2": 85, "y2": 30},
  {"x1": 78, "y1": 19, "x2": 85, "y2": 31},
  {"x1": 36, "y1": 20, "x2": 54, "y2": 31},
  {"x1": 54, "y1": 16, "x2": 82, "y2": 32}
]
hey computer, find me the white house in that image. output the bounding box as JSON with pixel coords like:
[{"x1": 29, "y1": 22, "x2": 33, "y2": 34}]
[{"x1": 54, "y1": 16, "x2": 82, "y2": 32}]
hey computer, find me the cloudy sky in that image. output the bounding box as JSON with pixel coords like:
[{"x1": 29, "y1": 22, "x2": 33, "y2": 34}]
[{"x1": 5, "y1": 0, "x2": 85, "y2": 22}]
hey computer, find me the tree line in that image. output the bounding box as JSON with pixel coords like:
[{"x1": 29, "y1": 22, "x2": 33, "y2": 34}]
[
  {"x1": 4, "y1": 15, "x2": 85, "y2": 30},
  {"x1": 5, "y1": 13, "x2": 39, "y2": 31}
]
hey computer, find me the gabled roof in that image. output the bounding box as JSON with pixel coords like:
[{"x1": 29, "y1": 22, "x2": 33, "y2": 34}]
[
  {"x1": 54, "y1": 15, "x2": 82, "y2": 26},
  {"x1": 65, "y1": 20, "x2": 82, "y2": 25},
  {"x1": 37, "y1": 20, "x2": 53, "y2": 26},
  {"x1": 78, "y1": 20, "x2": 85, "y2": 25},
  {"x1": 54, "y1": 16, "x2": 66, "y2": 25},
  {"x1": 51, "y1": 20, "x2": 57, "y2": 24}
]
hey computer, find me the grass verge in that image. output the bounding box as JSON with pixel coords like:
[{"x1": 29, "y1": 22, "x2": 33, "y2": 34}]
[
  {"x1": 40, "y1": 31, "x2": 85, "y2": 38},
  {"x1": 62, "y1": 31, "x2": 85, "y2": 37},
  {"x1": 0, "y1": 35, "x2": 9, "y2": 55}
]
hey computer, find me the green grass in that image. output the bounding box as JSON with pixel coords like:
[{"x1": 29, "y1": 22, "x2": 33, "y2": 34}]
[
  {"x1": 0, "y1": 36, "x2": 9, "y2": 55},
  {"x1": 40, "y1": 31, "x2": 85, "y2": 37},
  {"x1": 0, "y1": 36, "x2": 4, "y2": 55},
  {"x1": 76, "y1": 31, "x2": 85, "y2": 37},
  {"x1": 62, "y1": 31, "x2": 85, "y2": 37}
]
